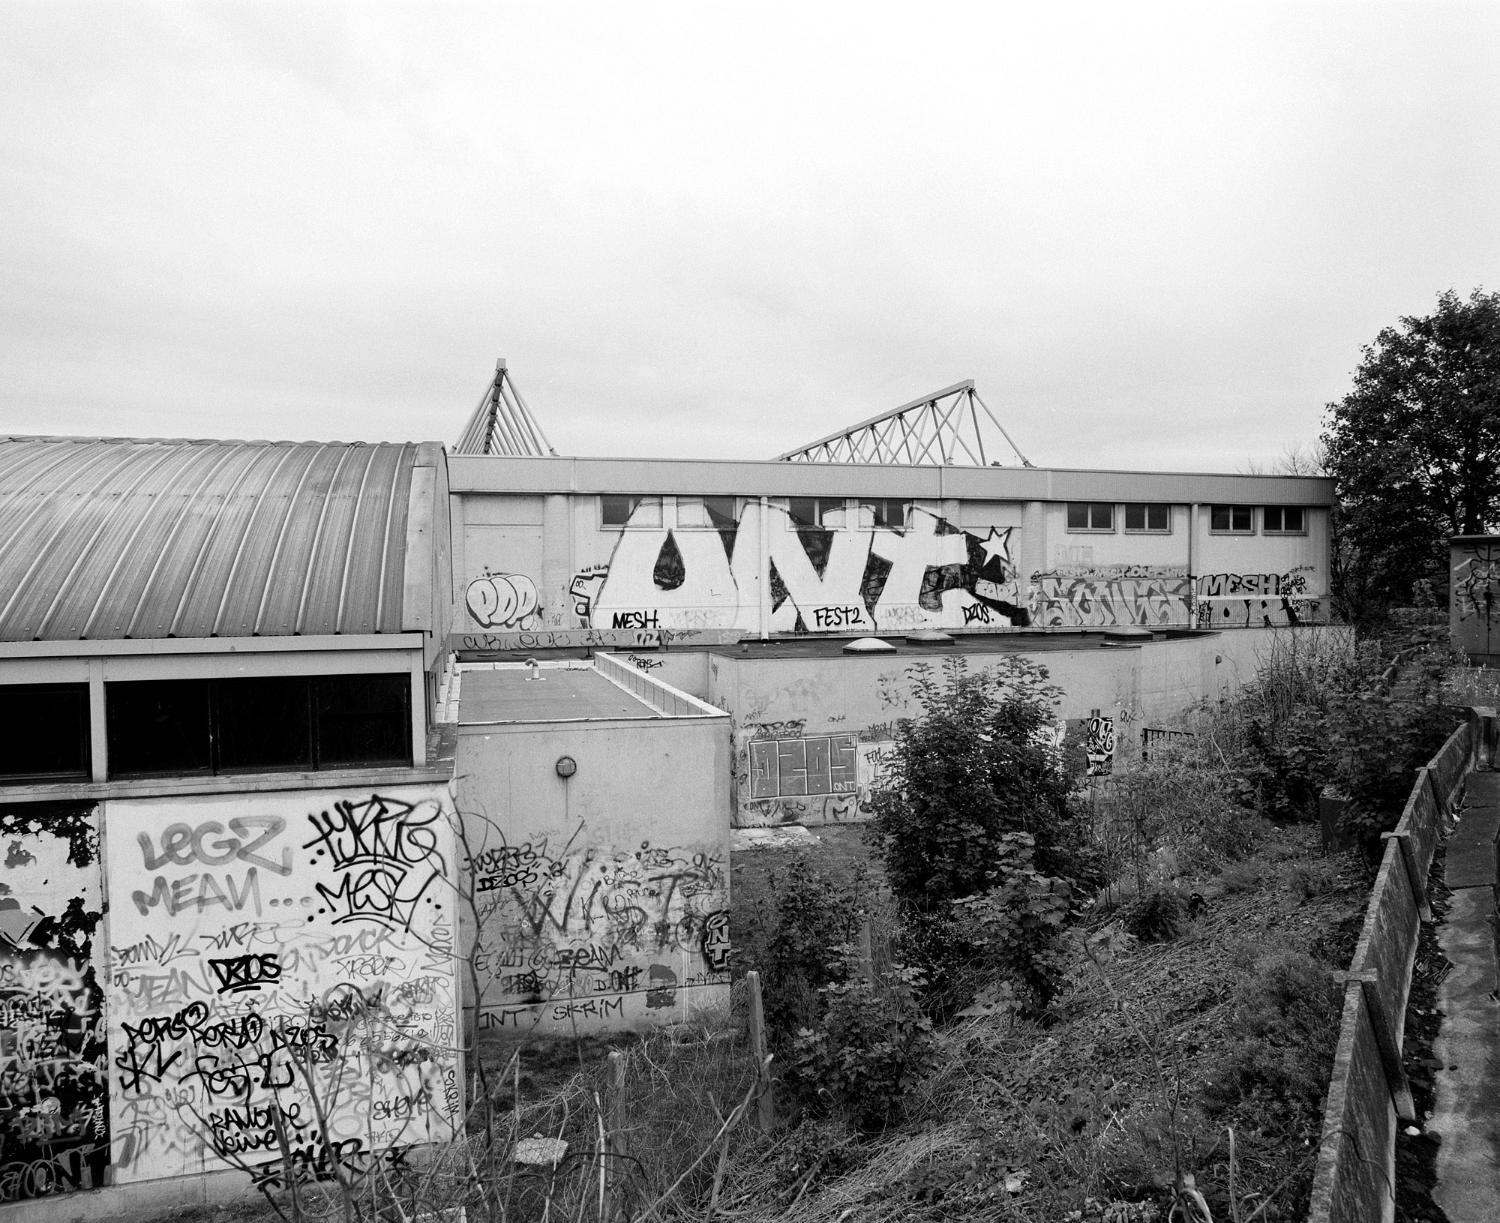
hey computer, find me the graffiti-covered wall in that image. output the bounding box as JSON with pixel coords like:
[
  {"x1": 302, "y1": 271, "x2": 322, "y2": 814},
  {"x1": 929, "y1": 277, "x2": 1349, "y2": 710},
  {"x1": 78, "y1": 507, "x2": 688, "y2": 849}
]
[
  {"x1": 105, "y1": 787, "x2": 460, "y2": 1188},
  {"x1": 455, "y1": 718, "x2": 731, "y2": 1034},
  {"x1": 0, "y1": 803, "x2": 107, "y2": 1202},
  {"x1": 453, "y1": 489, "x2": 1331, "y2": 651},
  {"x1": 0, "y1": 785, "x2": 462, "y2": 1207},
  {"x1": 1451, "y1": 536, "x2": 1500, "y2": 662}
]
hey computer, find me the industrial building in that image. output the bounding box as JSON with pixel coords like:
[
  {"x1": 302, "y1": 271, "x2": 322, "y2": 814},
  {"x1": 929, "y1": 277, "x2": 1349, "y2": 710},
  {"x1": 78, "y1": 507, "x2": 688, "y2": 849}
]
[{"x1": 0, "y1": 376, "x2": 1336, "y2": 1212}]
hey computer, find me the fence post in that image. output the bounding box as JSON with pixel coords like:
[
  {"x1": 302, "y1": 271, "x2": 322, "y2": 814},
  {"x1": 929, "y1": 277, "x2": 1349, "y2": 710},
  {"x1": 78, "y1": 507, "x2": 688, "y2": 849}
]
[
  {"x1": 746, "y1": 970, "x2": 775, "y2": 1131},
  {"x1": 857, "y1": 916, "x2": 874, "y2": 982},
  {"x1": 605, "y1": 1050, "x2": 626, "y2": 1222}
]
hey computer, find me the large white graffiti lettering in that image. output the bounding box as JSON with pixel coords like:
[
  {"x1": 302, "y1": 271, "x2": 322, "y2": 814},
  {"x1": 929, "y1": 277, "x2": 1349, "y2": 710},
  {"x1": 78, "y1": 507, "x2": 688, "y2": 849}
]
[{"x1": 586, "y1": 503, "x2": 1025, "y2": 634}]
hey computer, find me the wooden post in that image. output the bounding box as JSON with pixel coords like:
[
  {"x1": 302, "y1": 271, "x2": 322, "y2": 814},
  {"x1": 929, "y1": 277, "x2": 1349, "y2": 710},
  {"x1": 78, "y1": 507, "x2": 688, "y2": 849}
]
[
  {"x1": 605, "y1": 1050, "x2": 626, "y2": 1222},
  {"x1": 857, "y1": 916, "x2": 874, "y2": 982},
  {"x1": 746, "y1": 970, "x2": 774, "y2": 1131}
]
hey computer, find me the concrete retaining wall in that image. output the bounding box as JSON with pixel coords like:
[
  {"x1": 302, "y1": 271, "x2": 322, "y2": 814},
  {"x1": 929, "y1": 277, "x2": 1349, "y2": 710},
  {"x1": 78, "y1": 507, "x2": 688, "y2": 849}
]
[{"x1": 1307, "y1": 710, "x2": 1491, "y2": 1223}]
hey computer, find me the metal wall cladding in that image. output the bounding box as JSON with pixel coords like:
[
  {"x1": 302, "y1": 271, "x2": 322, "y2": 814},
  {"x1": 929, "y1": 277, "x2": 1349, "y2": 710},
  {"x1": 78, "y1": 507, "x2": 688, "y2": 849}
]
[{"x1": 0, "y1": 437, "x2": 419, "y2": 641}]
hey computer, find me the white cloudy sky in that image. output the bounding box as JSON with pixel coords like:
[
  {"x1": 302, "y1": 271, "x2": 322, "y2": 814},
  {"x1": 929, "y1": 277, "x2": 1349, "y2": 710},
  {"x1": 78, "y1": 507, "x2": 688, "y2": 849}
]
[{"x1": 3, "y1": 2, "x2": 1498, "y2": 471}]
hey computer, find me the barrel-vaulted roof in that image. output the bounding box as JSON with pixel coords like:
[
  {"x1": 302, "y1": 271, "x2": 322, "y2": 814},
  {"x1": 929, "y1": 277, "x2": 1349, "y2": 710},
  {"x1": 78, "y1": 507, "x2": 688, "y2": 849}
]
[{"x1": 0, "y1": 436, "x2": 440, "y2": 641}]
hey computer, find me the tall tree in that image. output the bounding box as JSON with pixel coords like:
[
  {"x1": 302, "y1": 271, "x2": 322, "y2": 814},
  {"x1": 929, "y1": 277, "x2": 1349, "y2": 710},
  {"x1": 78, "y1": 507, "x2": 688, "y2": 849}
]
[{"x1": 1322, "y1": 288, "x2": 1500, "y2": 614}]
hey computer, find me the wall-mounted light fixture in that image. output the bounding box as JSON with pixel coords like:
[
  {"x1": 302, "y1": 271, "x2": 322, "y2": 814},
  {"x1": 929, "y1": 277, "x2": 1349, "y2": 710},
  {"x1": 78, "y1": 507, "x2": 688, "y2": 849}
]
[{"x1": 555, "y1": 755, "x2": 577, "y2": 779}]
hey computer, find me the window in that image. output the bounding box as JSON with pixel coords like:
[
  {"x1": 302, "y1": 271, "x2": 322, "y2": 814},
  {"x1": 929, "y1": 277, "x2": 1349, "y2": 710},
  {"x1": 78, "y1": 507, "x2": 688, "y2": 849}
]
[
  {"x1": 1210, "y1": 505, "x2": 1254, "y2": 533},
  {"x1": 600, "y1": 495, "x2": 661, "y2": 529},
  {"x1": 1124, "y1": 503, "x2": 1171, "y2": 533},
  {"x1": 316, "y1": 675, "x2": 412, "y2": 767},
  {"x1": 0, "y1": 684, "x2": 90, "y2": 781},
  {"x1": 106, "y1": 674, "x2": 410, "y2": 778},
  {"x1": 787, "y1": 497, "x2": 846, "y2": 528},
  {"x1": 859, "y1": 498, "x2": 910, "y2": 529},
  {"x1": 1066, "y1": 502, "x2": 1115, "y2": 532},
  {"x1": 107, "y1": 679, "x2": 213, "y2": 776},
  {"x1": 676, "y1": 496, "x2": 739, "y2": 530},
  {"x1": 1263, "y1": 506, "x2": 1306, "y2": 534}
]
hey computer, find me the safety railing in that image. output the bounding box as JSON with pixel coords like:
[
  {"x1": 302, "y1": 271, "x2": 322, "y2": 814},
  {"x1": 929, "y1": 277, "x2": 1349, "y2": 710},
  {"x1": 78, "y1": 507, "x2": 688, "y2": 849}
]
[{"x1": 594, "y1": 651, "x2": 725, "y2": 719}]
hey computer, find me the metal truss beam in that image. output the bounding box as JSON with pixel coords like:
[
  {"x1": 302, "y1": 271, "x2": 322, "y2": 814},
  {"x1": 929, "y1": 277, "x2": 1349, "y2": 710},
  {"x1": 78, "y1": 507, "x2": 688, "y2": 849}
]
[
  {"x1": 776, "y1": 380, "x2": 1032, "y2": 467},
  {"x1": 453, "y1": 359, "x2": 558, "y2": 457}
]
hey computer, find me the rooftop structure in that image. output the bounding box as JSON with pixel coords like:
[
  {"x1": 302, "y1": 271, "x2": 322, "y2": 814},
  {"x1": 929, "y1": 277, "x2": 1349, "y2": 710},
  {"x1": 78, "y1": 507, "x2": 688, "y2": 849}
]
[{"x1": 0, "y1": 435, "x2": 442, "y2": 641}]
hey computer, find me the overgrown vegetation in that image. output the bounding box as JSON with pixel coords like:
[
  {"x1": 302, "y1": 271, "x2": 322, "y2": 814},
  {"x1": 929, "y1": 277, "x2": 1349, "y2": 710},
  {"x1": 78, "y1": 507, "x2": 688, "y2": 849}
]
[{"x1": 178, "y1": 627, "x2": 1465, "y2": 1223}]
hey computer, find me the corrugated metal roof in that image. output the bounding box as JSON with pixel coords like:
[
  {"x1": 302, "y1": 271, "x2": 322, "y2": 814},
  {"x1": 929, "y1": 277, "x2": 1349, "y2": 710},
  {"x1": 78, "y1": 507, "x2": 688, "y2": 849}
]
[{"x1": 0, "y1": 437, "x2": 425, "y2": 641}]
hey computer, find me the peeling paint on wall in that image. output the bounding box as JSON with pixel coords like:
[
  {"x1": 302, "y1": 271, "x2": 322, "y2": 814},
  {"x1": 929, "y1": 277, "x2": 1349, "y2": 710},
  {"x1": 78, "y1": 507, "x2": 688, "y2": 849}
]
[{"x1": 0, "y1": 803, "x2": 107, "y2": 1202}]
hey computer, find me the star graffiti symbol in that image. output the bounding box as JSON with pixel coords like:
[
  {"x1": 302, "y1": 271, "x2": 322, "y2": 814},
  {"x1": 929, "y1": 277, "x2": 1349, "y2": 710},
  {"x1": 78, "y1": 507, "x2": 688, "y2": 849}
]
[{"x1": 973, "y1": 527, "x2": 1012, "y2": 569}]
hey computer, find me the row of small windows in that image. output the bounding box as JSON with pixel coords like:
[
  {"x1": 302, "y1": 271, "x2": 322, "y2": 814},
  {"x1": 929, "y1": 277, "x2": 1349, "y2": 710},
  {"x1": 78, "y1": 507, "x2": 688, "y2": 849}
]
[
  {"x1": 601, "y1": 496, "x2": 1308, "y2": 537},
  {"x1": 600, "y1": 495, "x2": 912, "y2": 530},
  {"x1": 1065, "y1": 503, "x2": 1306, "y2": 536},
  {"x1": 0, "y1": 674, "x2": 411, "y2": 783}
]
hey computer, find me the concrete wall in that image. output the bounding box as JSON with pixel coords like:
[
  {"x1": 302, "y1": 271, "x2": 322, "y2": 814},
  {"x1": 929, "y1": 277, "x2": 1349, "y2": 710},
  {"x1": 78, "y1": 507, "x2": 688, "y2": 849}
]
[
  {"x1": 454, "y1": 715, "x2": 731, "y2": 1034},
  {"x1": 704, "y1": 627, "x2": 1343, "y2": 826},
  {"x1": 0, "y1": 782, "x2": 460, "y2": 1212},
  {"x1": 450, "y1": 478, "x2": 1332, "y2": 648}
]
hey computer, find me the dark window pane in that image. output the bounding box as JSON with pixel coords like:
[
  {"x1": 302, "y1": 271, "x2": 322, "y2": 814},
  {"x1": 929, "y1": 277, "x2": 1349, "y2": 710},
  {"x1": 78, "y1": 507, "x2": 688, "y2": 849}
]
[
  {"x1": 703, "y1": 496, "x2": 737, "y2": 530},
  {"x1": 862, "y1": 499, "x2": 909, "y2": 528},
  {"x1": 600, "y1": 494, "x2": 639, "y2": 527},
  {"x1": 1285, "y1": 507, "x2": 1304, "y2": 531},
  {"x1": 216, "y1": 676, "x2": 312, "y2": 772},
  {"x1": 1148, "y1": 504, "x2": 1168, "y2": 530},
  {"x1": 316, "y1": 674, "x2": 411, "y2": 767},
  {"x1": 108, "y1": 680, "x2": 211, "y2": 776},
  {"x1": 1067, "y1": 503, "x2": 1089, "y2": 529},
  {"x1": 1090, "y1": 503, "x2": 1113, "y2": 529},
  {"x1": 788, "y1": 497, "x2": 818, "y2": 528},
  {"x1": 1211, "y1": 505, "x2": 1252, "y2": 532},
  {"x1": 1125, "y1": 504, "x2": 1144, "y2": 530},
  {"x1": 0, "y1": 684, "x2": 89, "y2": 779}
]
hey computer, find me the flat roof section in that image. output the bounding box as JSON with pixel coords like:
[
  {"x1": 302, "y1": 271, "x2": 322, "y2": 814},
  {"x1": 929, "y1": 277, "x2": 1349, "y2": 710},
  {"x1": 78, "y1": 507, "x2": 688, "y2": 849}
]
[{"x1": 458, "y1": 666, "x2": 663, "y2": 724}]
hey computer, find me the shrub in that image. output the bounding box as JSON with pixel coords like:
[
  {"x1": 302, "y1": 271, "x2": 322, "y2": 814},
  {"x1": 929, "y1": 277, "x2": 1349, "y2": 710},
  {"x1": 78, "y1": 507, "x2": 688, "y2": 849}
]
[
  {"x1": 867, "y1": 655, "x2": 1083, "y2": 916},
  {"x1": 755, "y1": 855, "x2": 873, "y2": 1039},
  {"x1": 784, "y1": 950, "x2": 935, "y2": 1131},
  {"x1": 1118, "y1": 887, "x2": 1187, "y2": 944},
  {"x1": 950, "y1": 831, "x2": 1075, "y2": 1011}
]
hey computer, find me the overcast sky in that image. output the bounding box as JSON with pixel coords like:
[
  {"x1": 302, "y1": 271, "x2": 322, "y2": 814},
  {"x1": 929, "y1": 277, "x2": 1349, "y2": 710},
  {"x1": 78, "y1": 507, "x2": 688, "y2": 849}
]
[{"x1": 3, "y1": 2, "x2": 1497, "y2": 472}]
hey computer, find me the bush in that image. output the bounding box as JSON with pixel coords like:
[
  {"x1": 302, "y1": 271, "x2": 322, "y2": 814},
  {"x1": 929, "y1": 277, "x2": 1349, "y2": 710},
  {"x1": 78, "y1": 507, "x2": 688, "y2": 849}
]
[
  {"x1": 754, "y1": 855, "x2": 874, "y2": 1039},
  {"x1": 784, "y1": 950, "x2": 936, "y2": 1132},
  {"x1": 868, "y1": 655, "x2": 1084, "y2": 915},
  {"x1": 950, "y1": 832, "x2": 1075, "y2": 1010}
]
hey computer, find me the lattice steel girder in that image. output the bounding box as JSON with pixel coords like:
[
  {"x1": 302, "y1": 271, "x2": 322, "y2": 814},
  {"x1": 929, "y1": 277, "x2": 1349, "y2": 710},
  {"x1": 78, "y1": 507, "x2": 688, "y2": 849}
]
[
  {"x1": 453, "y1": 359, "x2": 558, "y2": 457},
  {"x1": 776, "y1": 380, "x2": 1032, "y2": 467}
]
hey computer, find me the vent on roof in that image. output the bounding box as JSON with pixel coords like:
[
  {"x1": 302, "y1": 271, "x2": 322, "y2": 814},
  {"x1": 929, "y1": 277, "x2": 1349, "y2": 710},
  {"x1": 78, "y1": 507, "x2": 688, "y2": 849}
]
[{"x1": 843, "y1": 637, "x2": 897, "y2": 654}]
